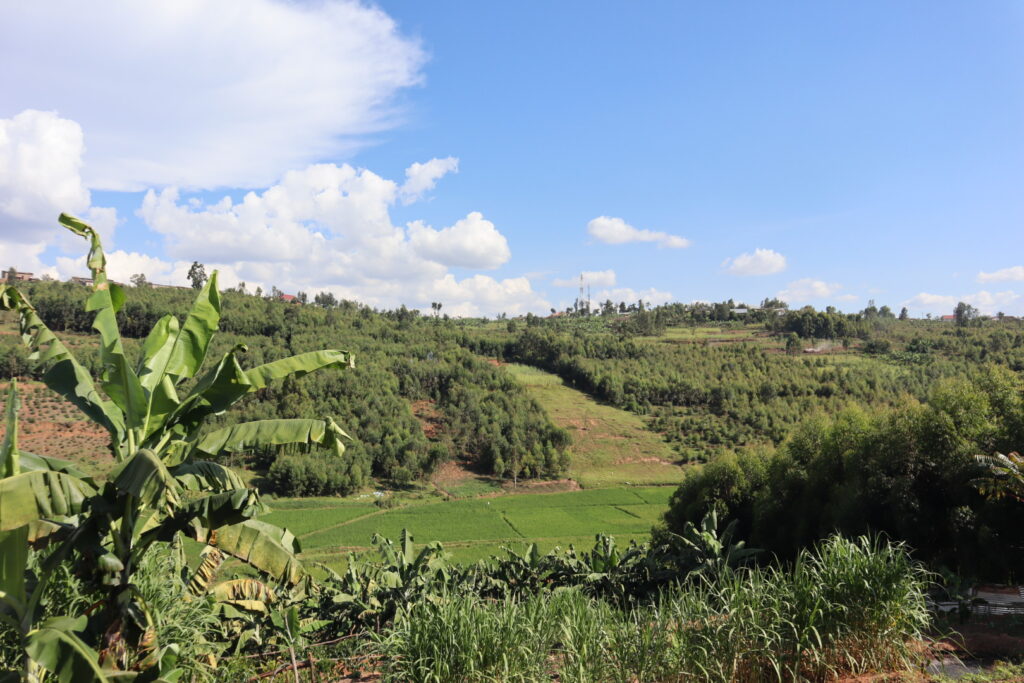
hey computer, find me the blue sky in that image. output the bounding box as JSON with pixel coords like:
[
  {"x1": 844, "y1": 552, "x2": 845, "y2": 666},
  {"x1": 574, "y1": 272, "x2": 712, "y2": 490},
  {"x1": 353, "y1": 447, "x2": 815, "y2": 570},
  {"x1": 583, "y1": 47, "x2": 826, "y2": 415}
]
[{"x1": 2, "y1": 1, "x2": 1023, "y2": 316}]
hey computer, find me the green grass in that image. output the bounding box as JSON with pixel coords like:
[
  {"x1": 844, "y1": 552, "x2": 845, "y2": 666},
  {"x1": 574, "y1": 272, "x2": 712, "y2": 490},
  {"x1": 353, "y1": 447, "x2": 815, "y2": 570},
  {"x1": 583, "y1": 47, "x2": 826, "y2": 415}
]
[
  {"x1": 275, "y1": 485, "x2": 673, "y2": 568},
  {"x1": 504, "y1": 364, "x2": 684, "y2": 488}
]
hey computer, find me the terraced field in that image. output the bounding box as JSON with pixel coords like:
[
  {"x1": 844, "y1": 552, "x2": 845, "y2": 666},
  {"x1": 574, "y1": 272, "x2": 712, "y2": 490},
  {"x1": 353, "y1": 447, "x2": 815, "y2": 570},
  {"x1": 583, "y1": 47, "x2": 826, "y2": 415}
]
[{"x1": 263, "y1": 486, "x2": 674, "y2": 568}]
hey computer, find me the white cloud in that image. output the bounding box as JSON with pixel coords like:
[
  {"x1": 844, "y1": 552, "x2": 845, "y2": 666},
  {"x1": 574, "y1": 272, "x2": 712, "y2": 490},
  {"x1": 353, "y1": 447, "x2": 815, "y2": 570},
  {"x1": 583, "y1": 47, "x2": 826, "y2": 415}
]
[
  {"x1": 777, "y1": 278, "x2": 843, "y2": 303},
  {"x1": 552, "y1": 269, "x2": 616, "y2": 288},
  {"x1": 0, "y1": 1, "x2": 424, "y2": 190},
  {"x1": 400, "y1": 157, "x2": 459, "y2": 204},
  {"x1": 594, "y1": 287, "x2": 674, "y2": 307},
  {"x1": 426, "y1": 274, "x2": 549, "y2": 318},
  {"x1": 978, "y1": 266, "x2": 1024, "y2": 283},
  {"x1": 136, "y1": 160, "x2": 541, "y2": 315},
  {"x1": 408, "y1": 212, "x2": 510, "y2": 269},
  {"x1": 587, "y1": 216, "x2": 690, "y2": 249},
  {"x1": 722, "y1": 248, "x2": 787, "y2": 276},
  {"x1": 903, "y1": 290, "x2": 1021, "y2": 316},
  {"x1": 0, "y1": 109, "x2": 116, "y2": 268}
]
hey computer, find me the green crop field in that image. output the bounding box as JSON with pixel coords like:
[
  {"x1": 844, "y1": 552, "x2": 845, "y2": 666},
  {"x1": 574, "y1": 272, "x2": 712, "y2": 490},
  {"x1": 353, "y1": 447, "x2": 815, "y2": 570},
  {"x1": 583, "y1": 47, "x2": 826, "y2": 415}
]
[
  {"x1": 263, "y1": 486, "x2": 675, "y2": 569},
  {"x1": 504, "y1": 363, "x2": 686, "y2": 488}
]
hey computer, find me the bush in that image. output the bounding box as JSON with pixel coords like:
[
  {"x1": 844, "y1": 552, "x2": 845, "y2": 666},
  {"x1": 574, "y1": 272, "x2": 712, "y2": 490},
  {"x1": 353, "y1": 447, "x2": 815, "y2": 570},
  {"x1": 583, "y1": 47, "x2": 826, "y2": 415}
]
[
  {"x1": 665, "y1": 371, "x2": 1024, "y2": 579},
  {"x1": 267, "y1": 452, "x2": 365, "y2": 496}
]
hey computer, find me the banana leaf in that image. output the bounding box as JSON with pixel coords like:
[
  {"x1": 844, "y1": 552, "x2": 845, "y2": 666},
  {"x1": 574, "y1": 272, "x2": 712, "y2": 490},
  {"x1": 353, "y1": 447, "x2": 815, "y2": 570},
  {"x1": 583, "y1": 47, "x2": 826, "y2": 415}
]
[
  {"x1": 18, "y1": 451, "x2": 97, "y2": 487},
  {"x1": 0, "y1": 471, "x2": 95, "y2": 532},
  {"x1": 0, "y1": 526, "x2": 29, "y2": 618},
  {"x1": 25, "y1": 616, "x2": 110, "y2": 683},
  {"x1": 199, "y1": 520, "x2": 304, "y2": 585},
  {"x1": 136, "y1": 314, "x2": 179, "y2": 392},
  {"x1": 245, "y1": 350, "x2": 354, "y2": 390},
  {"x1": 110, "y1": 449, "x2": 181, "y2": 516},
  {"x1": 1, "y1": 381, "x2": 19, "y2": 478},
  {"x1": 170, "y1": 461, "x2": 245, "y2": 492},
  {"x1": 60, "y1": 214, "x2": 147, "y2": 433},
  {"x1": 163, "y1": 273, "x2": 221, "y2": 383},
  {"x1": 193, "y1": 417, "x2": 350, "y2": 458}
]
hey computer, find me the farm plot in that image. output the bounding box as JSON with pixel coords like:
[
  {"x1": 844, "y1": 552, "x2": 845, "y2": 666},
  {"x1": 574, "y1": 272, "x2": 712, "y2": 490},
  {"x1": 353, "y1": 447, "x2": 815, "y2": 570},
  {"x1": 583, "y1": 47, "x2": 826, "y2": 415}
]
[{"x1": 277, "y1": 485, "x2": 673, "y2": 568}]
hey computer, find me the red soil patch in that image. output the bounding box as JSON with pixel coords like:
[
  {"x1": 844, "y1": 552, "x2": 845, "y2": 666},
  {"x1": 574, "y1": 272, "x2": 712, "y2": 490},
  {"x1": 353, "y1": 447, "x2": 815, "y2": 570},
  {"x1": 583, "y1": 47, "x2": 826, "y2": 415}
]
[
  {"x1": 1, "y1": 380, "x2": 113, "y2": 475},
  {"x1": 431, "y1": 459, "x2": 477, "y2": 486},
  {"x1": 501, "y1": 478, "x2": 580, "y2": 493},
  {"x1": 410, "y1": 399, "x2": 444, "y2": 440},
  {"x1": 486, "y1": 358, "x2": 505, "y2": 367}
]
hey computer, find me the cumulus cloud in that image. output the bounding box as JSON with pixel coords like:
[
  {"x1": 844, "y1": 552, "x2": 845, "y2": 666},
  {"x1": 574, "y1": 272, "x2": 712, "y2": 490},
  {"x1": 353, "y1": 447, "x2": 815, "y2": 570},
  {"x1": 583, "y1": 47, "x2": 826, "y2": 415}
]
[
  {"x1": 594, "y1": 287, "x2": 674, "y2": 307},
  {"x1": 722, "y1": 248, "x2": 787, "y2": 276},
  {"x1": 587, "y1": 216, "x2": 690, "y2": 249},
  {"x1": 978, "y1": 266, "x2": 1024, "y2": 283},
  {"x1": 0, "y1": 1, "x2": 424, "y2": 190},
  {"x1": 903, "y1": 290, "x2": 1021, "y2": 316},
  {"x1": 0, "y1": 109, "x2": 116, "y2": 268},
  {"x1": 136, "y1": 159, "x2": 543, "y2": 315},
  {"x1": 400, "y1": 157, "x2": 459, "y2": 204},
  {"x1": 408, "y1": 212, "x2": 510, "y2": 269},
  {"x1": 776, "y1": 278, "x2": 843, "y2": 303},
  {"x1": 552, "y1": 269, "x2": 616, "y2": 288}
]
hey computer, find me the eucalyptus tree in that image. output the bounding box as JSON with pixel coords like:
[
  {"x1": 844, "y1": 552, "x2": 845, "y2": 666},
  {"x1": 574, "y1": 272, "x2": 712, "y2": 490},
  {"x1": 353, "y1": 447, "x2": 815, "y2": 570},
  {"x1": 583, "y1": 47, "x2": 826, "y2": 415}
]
[{"x1": 0, "y1": 214, "x2": 358, "y2": 675}]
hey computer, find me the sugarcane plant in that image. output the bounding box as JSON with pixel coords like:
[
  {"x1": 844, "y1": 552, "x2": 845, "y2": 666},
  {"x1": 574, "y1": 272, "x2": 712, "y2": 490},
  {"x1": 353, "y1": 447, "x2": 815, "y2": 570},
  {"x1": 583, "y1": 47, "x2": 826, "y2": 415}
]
[{"x1": 0, "y1": 214, "x2": 356, "y2": 677}]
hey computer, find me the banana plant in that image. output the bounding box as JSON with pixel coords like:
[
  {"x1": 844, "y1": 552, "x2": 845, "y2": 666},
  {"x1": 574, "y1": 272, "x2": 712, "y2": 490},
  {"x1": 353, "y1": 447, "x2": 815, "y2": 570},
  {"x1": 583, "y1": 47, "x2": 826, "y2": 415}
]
[
  {"x1": 0, "y1": 214, "x2": 357, "y2": 672},
  {"x1": 975, "y1": 451, "x2": 1024, "y2": 503},
  {"x1": 323, "y1": 529, "x2": 451, "y2": 630}
]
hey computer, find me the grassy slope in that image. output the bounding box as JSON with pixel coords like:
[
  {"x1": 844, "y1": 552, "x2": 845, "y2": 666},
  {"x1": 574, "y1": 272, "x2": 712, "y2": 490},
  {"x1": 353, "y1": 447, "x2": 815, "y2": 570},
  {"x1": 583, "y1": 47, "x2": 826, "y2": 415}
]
[{"x1": 504, "y1": 363, "x2": 684, "y2": 488}]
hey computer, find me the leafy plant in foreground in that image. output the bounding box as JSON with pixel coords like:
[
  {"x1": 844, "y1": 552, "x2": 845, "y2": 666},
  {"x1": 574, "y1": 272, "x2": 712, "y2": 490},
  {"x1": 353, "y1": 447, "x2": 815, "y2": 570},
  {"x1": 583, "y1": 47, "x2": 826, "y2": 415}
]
[{"x1": 0, "y1": 214, "x2": 357, "y2": 676}]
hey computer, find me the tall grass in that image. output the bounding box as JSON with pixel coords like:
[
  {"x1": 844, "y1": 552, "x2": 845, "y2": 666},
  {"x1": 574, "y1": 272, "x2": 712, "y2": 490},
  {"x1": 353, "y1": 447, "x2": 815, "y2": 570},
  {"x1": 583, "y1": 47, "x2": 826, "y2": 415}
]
[{"x1": 370, "y1": 535, "x2": 931, "y2": 682}]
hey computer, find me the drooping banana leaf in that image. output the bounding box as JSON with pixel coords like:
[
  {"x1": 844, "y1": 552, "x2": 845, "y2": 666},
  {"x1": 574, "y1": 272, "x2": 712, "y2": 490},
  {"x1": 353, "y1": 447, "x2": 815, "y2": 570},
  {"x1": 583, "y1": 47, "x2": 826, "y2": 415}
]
[
  {"x1": 0, "y1": 286, "x2": 125, "y2": 450},
  {"x1": 170, "y1": 461, "x2": 245, "y2": 492},
  {"x1": 188, "y1": 546, "x2": 224, "y2": 595},
  {"x1": 209, "y1": 578, "x2": 277, "y2": 613},
  {"x1": 193, "y1": 417, "x2": 350, "y2": 458},
  {"x1": 60, "y1": 214, "x2": 147, "y2": 433},
  {"x1": 25, "y1": 616, "x2": 111, "y2": 683},
  {"x1": 197, "y1": 519, "x2": 304, "y2": 585},
  {"x1": 244, "y1": 350, "x2": 354, "y2": 390},
  {"x1": 18, "y1": 451, "x2": 97, "y2": 487},
  {"x1": 139, "y1": 488, "x2": 265, "y2": 550},
  {"x1": 110, "y1": 449, "x2": 181, "y2": 517},
  {"x1": 0, "y1": 471, "x2": 96, "y2": 532}
]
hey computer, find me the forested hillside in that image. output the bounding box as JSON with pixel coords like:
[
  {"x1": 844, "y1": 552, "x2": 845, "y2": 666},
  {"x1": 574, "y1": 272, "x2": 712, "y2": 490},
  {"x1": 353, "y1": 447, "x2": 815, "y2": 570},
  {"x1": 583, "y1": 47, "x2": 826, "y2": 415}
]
[
  {"x1": 0, "y1": 280, "x2": 570, "y2": 493},
  {"x1": 466, "y1": 305, "x2": 1024, "y2": 463}
]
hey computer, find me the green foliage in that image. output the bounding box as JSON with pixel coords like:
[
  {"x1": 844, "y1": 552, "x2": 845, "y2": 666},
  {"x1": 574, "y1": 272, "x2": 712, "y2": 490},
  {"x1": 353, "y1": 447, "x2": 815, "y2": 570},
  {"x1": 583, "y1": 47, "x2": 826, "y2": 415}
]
[
  {"x1": 666, "y1": 370, "x2": 1024, "y2": 579},
  {"x1": 0, "y1": 214, "x2": 359, "y2": 676},
  {"x1": 370, "y1": 535, "x2": 929, "y2": 682},
  {"x1": 5, "y1": 273, "x2": 571, "y2": 483},
  {"x1": 267, "y1": 452, "x2": 365, "y2": 496}
]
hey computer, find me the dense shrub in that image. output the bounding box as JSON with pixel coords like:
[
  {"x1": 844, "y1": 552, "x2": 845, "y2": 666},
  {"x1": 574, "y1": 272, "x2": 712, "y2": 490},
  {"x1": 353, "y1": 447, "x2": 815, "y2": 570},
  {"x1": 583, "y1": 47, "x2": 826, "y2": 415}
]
[
  {"x1": 665, "y1": 369, "x2": 1024, "y2": 579},
  {"x1": 267, "y1": 452, "x2": 368, "y2": 496}
]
